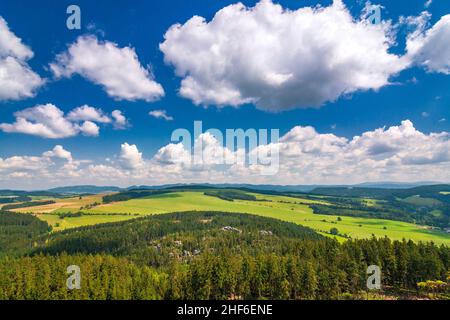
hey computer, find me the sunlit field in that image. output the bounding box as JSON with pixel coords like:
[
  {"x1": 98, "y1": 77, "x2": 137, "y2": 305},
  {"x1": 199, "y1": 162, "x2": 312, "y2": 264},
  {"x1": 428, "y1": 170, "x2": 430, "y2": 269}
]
[{"x1": 21, "y1": 191, "x2": 449, "y2": 245}]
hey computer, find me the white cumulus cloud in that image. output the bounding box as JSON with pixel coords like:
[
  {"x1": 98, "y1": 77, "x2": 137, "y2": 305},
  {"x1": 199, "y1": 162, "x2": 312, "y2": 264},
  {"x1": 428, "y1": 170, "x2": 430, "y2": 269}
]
[
  {"x1": 406, "y1": 13, "x2": 450, "y2": 74},
  {"x1": 0, "y1": 16, "x2": 44, "y2": 101},
  {"x1": 111, "y1": 110, "x2": 129, "y2": 129},
  {"x1": 67, "y1": 105, "x2": 111, "y2": 123},
  {"x1": 149, "y1": 109, "x2": 173, "y2": 121},
  {"x1": 160, "y1": 0, "x2": 408, "y2": 111},
  {"x1": 78, "y1": 120, "x2": 100, "y2": 137},
  {"x1": 0, "y1": 104, "x2": 127, "y2": 138},
  {"x1": 50, "y1": 35, "x2": 164, "y2": 102},
  {"x1": 42, "y1": 145, "x2": 72, "y2": 161},
  {"x1": 120, "y1": 143, "x2": 144, "y2": 170},
  {"x1": 0, "y1": 104, "x2": 78, "y2": 138},
  {"x1": 154, "y1": 142, "x2": 190, "y2": 164}
]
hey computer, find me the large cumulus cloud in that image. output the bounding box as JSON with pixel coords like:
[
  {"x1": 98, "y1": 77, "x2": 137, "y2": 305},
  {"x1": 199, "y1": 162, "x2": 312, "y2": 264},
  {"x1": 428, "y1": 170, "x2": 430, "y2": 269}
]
[
  {"x1": 0, "y1": 16, "x2": 44, "y2": 101},
  {"x1": 406, "y1": 13, "x2": 450, "y2": 74},
  {"x1": 50, "y1": 35, "x2": 164, "y2": 102},
  {"x1": 160, "y1": 0, "x2": 408, "y2": 111}
]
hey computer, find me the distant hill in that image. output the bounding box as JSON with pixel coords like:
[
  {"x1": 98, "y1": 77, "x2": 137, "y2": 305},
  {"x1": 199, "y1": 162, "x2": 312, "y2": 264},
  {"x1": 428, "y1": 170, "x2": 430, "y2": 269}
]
[
  {"x1": 127, "y1": 184, "x2": 185, "y2": 191},
  {"x1": 355, "y1": 181, "x2": 440, "y2": 189},
  {"x1": 38, "y1": 211, "x2": 325, "y2": 256},
  {"x1": 127, "y1": 182, "x2": 444, "y2": 193},
  {"x1": 0, "y1": 190, "x2": 61, "y2": 198},
  {"x1": 311, "y1": 184, "x2": 450, "y2": 202},
  {"x1": 4, "y1": 182, "x2": 448, "y2": 196},
  {"x1": 128, "y1": 183, "x2": 335, "y2": 193},
  {"x1": 47, "y1": 185, "x2": 123, "y2": 195}
]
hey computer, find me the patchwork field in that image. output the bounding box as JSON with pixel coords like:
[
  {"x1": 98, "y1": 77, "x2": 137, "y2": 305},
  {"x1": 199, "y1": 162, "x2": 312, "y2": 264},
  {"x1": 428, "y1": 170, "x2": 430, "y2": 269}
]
[
  {"x1": 24, "y1": 190, "x2": 450, "y2": 245},
  {"x1": 11, "y1": 194, "x2": 105, "y2": 213}
]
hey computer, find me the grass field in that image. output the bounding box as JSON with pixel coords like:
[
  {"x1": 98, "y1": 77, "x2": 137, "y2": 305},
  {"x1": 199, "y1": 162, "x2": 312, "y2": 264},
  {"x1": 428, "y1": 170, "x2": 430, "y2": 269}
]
[
  {"x1": 12, "y1": 190, "x2": 450, "y2": 244},
  {"x1": 38, "y1": 213, "x2": 136, "y2": 231},
  {"x1": 80, "y1": 191, "x2": 450, "y2": 245},
  {"x1": 400, "y1": 195, "x2": 442, "y2": 206}
]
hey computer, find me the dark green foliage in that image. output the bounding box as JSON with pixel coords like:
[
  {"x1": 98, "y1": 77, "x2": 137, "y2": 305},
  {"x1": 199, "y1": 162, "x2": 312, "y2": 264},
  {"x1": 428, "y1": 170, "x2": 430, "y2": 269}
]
[
  {"x1": 102, "y1": 190, "x2": 171, "y2": 203},
  {"x1": 204, "y1": 190, "x2": 258, "y2": 202},
  {"x1": 311, "y1": 184, "x2": 450, "y2": 202},
  {"x1": 2, "y1": 200, "x2": 55, "y2": 211},
  {"x1": 0, "y1": 254, "x2": 167, "y2": 300},
  {"x1": 35, "y1": 212, "x2": 324, "y2": 258},
  {"x1": 0, "y1": 212, "x2": 51, "y2": 257},
  {"x1": 58, "y1": 212, "x2": 83, "y2": 219},
  {"x1": 310, "y1": 203, "x2": 413, "y2": 222},
  {"x1": 309, "y1": 195, "x2": 450, "y2": 228},
  {"x1": 0, "y1": 190, "x2": 62, "y2": 198},
  {"x1": 330, "y1": 227, "x2": 339, "y2": 235},
  {"x1": 0, "y1": 196, "x2": 32, "y2": 204},
  {"x1": 28, "y1": 212, "x2": 450, "y2": 299},
  {"x1": 1, "y1": 211, "x2": 449, "y2": 300}
]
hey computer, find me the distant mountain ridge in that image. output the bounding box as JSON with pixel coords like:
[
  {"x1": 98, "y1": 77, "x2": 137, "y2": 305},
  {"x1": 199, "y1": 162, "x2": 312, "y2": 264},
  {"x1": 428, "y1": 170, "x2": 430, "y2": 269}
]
[
  {"x1": 311, "y1": 184, "x2": 450, "y2": 202},
  {"x1": 0, "y1": 190, "x2": 62, "y2": 197},
  {"x1": 126, "y1": 182, "x2": 443, "y2": 193},
  {"x1": 6, "y1": 181, "x2": 447, "y2": 195},
  {"x1": 47, "y1": 185, "x2": 123, "y2": 194}
]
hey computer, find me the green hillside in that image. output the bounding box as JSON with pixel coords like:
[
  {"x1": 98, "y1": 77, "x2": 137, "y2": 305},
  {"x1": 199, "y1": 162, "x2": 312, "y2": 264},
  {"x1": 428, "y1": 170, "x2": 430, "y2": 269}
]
[{"x1": 30, "y1": 189, "x2": 449, "y2": 245}]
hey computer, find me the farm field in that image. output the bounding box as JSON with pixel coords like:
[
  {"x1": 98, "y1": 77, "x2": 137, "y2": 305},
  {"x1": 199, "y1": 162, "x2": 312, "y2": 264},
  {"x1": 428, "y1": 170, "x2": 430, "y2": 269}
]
[
  {"x1": 11, "y1": 194, "x2": 104, "y2": 213},
  {"x1": 24, "y1": 190, "x2": 448, "y2": 244}
]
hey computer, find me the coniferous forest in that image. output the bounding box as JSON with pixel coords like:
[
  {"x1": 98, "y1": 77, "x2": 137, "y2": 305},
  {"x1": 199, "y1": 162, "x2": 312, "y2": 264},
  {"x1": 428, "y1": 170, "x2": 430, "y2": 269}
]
[{"x1": 1, "y1": 211, "x2": 449, "y2": 300}]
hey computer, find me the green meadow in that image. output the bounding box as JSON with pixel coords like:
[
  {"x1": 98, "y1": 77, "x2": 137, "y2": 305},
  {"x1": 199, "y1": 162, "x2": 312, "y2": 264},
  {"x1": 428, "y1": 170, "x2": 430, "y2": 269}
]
[
  {"x1": 38, "y1": 213, "x2": 135, "y2": 231},
  {"x1": 72, "y1": 191, "x2": 450, "y2": 245},
  {"x1": 400, "y1": 195, "x2": 442, "y2": 206}
]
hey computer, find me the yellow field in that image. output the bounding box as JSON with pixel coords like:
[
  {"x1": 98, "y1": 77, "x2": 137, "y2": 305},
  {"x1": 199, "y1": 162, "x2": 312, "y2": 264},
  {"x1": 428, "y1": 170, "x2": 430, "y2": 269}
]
[{"x1": 12, "y1": 194, "x2": 105, "y2": 213}]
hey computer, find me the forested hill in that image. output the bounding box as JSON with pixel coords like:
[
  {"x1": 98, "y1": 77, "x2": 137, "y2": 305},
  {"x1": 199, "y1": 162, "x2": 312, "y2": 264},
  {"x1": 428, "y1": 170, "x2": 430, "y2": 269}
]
[
  {"x1": 36, "y1": 211, "x2": 324, "y2": 257},
  {"x1": 1, "y1": 211, "x2": 450, "y2": 299},
  {"x1": 307, "y1": 185, "x2": 450, "y2": 228},
  {"x1": 0, "y1": 212, "x2": 51, "y2": 257},
  {"x1": 311, "y1": 184, "x2": 450, "y2": 201}
]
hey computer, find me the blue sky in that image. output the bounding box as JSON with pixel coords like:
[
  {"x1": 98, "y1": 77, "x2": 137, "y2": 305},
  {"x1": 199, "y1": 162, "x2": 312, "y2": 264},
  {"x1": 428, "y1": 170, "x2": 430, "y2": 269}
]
[{"x1": 0, "y1": 0, "x2": 449, "y2": 188}]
